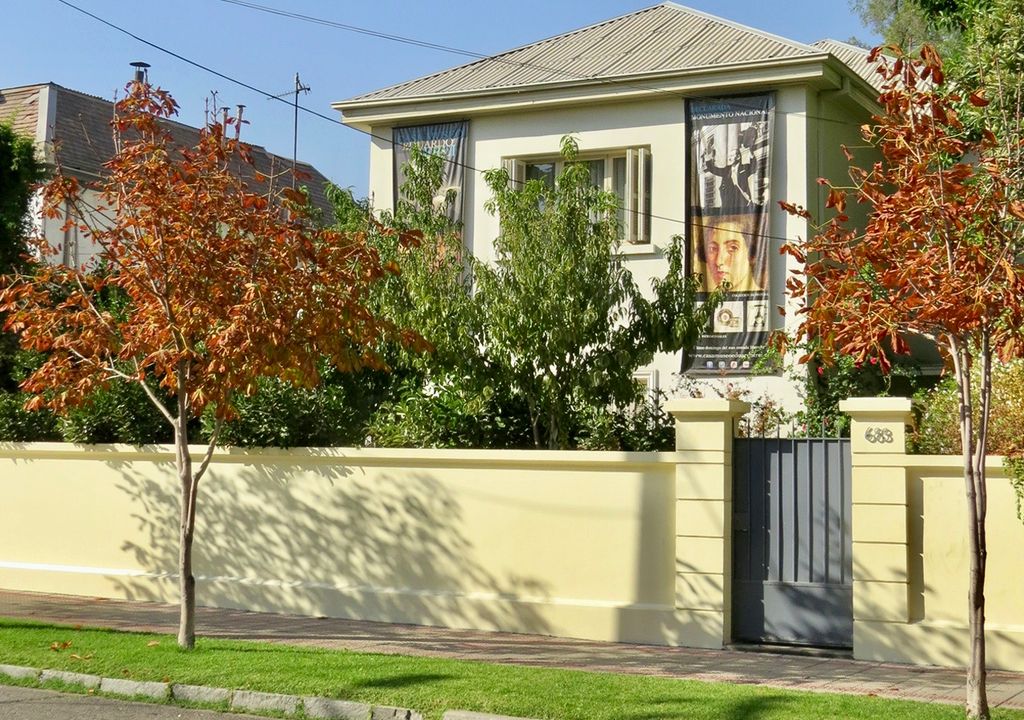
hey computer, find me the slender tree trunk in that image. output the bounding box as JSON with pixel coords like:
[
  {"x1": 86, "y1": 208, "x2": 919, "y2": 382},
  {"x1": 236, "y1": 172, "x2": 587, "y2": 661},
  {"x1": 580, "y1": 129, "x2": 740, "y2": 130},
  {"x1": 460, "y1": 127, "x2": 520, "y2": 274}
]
[
  {"x1": 528, "y1": 398, "x2": 542, "y2": 449},
  {"x1": 954, "y1": 339, "x2": 990, "y2": 719},
  {"x1": 548, "y1": 406, "x2": 559, "y2": 450},
  {"x1": 174, "y1": 370, "x2": 198, "y2": 650},
  {"x1": 176, "y1": 420, "x2": 196, "y2": 649},
  {"x1": 966, "y1": 466, "x2": 989, "y2": 720}
]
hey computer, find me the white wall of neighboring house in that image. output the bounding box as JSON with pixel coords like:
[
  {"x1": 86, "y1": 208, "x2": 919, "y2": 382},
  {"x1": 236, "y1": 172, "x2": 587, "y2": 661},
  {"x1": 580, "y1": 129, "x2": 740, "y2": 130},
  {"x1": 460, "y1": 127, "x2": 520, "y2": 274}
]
[
  {"x1": 362, "y1": 82, "x2": 877, "y2": 413},
  {"x1": 32, "y1": 186, "x2": 107, "y2": 269}
]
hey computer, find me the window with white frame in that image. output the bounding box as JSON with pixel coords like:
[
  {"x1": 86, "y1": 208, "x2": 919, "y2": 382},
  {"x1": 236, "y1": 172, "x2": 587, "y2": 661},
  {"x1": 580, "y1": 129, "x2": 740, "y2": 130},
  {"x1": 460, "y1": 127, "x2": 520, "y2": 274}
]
[{"x1": 502, "y1": 147, "x2": 652, "y2": 244}]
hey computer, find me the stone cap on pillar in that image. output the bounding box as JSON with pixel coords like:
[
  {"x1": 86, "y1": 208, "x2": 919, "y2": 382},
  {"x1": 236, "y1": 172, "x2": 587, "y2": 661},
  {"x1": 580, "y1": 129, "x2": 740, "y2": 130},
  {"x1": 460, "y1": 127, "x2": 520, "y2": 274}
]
[
  {"x1": 665, "y1": 398, "x2": 750, "y2": 453},
  {"x1": 839, "y1": 397, "x2": 913, "y2": 455}
]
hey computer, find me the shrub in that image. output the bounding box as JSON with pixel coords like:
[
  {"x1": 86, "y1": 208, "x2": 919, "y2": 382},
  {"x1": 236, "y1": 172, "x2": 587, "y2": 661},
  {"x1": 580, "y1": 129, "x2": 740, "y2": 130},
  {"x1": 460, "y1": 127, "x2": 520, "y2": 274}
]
[
  {"x1": 366, "y1": 374, "x2": 533, "y2": 449},
  {"x1": 59, "y1": 380, "x2": 171, "y2": 445},
  {"x1": 913, "y1": 359, "x2": 1024, "y2": 456},
  {"x1": 575, "y1": 393, "x2": 675, "y2": 451},
  {"x1": 211, "y1": 369, "x2": 390, "y2": 448},
  {"x1": 0, "y1": 392, "x2": 59, "y2": 441}
]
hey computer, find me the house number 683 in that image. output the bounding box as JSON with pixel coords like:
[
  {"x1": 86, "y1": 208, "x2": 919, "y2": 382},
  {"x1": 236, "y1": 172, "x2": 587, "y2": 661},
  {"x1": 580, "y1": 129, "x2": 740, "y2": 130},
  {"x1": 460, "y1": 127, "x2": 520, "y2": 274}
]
[{"x1": 864, "y1": 427, "x2": 894, "y2": 444}]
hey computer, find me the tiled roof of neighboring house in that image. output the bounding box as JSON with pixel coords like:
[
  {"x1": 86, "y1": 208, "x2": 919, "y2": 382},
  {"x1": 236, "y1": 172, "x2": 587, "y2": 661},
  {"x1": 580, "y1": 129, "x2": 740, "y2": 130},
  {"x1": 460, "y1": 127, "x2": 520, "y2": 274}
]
[
  {"x1": 343, "y1": 2, "x2": 879, "y2": 106},
  {"x1": 0, "y1": 84, "x2": 42, "y2": 139},
  {"x1": 0, "y1": 83, "x2": 335, "y2": 223},
  {"x1": 811, "y1": 39, "x2": 885, "y2": 92}
]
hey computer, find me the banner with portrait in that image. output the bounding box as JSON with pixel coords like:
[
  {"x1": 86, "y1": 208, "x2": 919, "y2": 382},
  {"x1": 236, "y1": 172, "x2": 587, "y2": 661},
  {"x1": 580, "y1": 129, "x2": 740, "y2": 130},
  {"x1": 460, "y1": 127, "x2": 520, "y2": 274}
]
[
  {"x1": 393, "y1": 121, "x2": 468, "y2": 225},
  {"x1": 684, "y1": 94, "x2": 774, "y2": 374}
]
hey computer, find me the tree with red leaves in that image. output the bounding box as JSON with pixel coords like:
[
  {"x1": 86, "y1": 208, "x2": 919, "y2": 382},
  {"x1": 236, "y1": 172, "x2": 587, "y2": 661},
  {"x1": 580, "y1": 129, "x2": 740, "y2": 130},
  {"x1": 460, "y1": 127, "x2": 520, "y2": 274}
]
[
  {"x1": 780, "y1": 45, "x2": 1024, "y2": 719},
  {"x1": 0, "y1": 82, "x2": 422, "y2": 649}
]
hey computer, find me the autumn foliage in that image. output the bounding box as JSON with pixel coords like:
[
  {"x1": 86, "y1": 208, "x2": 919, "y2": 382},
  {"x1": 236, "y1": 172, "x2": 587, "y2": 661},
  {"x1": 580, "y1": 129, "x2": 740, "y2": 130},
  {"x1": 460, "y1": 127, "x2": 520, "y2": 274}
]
[
  {"x1": 4, "y1": 84, "x2": 420, "y2": 418},
  {"x1": 780, "y1": 46, "x2": 1024, "y2": 370},
  {"x1": 780, "y1": 45, "x2": 1024, "y2": 719},
  {"x1": 0, "y1": 82, "x2": 422, "y2": 648}
]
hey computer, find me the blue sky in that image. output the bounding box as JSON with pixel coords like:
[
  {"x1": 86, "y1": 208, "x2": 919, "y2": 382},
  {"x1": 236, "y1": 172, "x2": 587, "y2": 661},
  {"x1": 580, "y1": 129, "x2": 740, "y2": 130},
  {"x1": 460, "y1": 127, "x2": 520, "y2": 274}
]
[{"x1": 1, "y1": 1, "x2": 879, "y2": 196}]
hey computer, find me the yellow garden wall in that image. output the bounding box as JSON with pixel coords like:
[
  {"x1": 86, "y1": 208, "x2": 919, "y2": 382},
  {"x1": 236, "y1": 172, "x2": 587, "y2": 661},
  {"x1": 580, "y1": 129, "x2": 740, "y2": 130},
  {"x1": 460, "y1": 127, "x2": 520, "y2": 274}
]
[
  {"x1": 842, "y1": 399, "x2": 1024, "y2": 672},
  {"x1": 0, "y1": 443, "x2": 680, "y2": 645},
  {"x1": 3, "y1": 398, "x2": 1022, "y2": 671}
]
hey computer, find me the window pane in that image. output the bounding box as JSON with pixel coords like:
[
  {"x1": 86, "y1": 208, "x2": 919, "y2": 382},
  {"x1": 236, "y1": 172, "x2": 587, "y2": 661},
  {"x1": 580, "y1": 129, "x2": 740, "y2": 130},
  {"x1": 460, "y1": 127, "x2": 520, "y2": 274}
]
[
  {"x1": 525, "y1": 162, "x2": 555, "y2": 189},
  {"x1": 642, "y1": 154, "x2": 652, "y2": 243},
  {"x1": 613, "y1": 156, "x2": 627, "y2": 240},
  {"x1": 586, "y1": 159, "x2": 605, "y2": 189}
]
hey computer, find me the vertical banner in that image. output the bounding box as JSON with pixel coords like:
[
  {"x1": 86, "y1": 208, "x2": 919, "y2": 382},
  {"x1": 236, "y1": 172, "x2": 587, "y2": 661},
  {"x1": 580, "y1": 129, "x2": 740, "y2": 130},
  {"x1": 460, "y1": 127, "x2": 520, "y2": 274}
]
[
  {"x1": 684, "y1": 95, "x2": 774, "y2": 374},
  {"x1": 393, "y1": 121, "x2": 468, "y2": 225}
]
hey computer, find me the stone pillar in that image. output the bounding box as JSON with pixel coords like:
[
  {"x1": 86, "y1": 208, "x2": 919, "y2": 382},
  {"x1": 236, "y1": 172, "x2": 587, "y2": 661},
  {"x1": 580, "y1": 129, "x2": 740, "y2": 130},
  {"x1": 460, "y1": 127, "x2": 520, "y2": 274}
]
[
  {"x1": 838, "y1": 397, "x2": 914, "y2": 661},
  {"x1": 665, "y1": 398, "x2": 749, "y2": 649}
]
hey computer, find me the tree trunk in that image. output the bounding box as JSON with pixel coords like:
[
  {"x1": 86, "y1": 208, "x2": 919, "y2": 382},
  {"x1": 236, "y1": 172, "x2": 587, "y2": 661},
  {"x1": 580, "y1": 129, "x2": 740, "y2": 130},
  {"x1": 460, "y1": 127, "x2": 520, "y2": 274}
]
[
  {"x1": 954, "y1": 340, "x2": 990, "y2": 719},
  {"x1": 174, "y1": 385, "x2": 198, "y2": 650},
  {"x1": 964, "y1": 449, "x2": 990, "y2": 719}
]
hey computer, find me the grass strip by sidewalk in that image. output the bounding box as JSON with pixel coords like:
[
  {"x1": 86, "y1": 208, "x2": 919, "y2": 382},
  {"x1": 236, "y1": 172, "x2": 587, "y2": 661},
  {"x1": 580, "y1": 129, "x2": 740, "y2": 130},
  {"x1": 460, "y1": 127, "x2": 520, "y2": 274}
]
[{"x1": 1, "y1": 618, "x2": 1021, "y2": 720}]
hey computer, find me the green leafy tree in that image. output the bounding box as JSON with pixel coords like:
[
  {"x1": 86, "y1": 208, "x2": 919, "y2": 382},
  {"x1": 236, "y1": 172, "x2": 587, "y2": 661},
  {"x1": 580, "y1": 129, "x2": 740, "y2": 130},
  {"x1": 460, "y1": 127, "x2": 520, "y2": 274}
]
[
  {"x1": 353, "y1": 138, "x2": 719, "y2": 451},
  {"x1": 849, "y1": 0, "x2": 968, "y2": 53},
  {"x1": 944, "y1": 0, "x2": 1024, "y2": 521},
  {"x1": 480, "y1": 136, "x2": 718, "y2": 449},
  {"x1": 0, "y1": 122, "x2": 42, "y2": 273},
  {"x1": 0, "y1": 122, "x2": 58, "y2": 436}
]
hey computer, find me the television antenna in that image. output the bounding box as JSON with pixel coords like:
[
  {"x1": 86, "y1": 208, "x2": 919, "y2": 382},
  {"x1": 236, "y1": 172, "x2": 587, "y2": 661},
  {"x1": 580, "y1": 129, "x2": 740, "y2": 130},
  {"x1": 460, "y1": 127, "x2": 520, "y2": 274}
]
[{"x1": 267, "y1": 72, "x2": 311, "y2": 187}]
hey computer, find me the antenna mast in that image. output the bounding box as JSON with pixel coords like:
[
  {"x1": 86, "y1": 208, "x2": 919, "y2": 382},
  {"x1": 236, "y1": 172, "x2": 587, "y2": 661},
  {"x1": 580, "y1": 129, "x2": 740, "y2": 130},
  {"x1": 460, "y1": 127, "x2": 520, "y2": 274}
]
[{"x1": 291, "y1": 73, "x2": 311, "y2": 187}]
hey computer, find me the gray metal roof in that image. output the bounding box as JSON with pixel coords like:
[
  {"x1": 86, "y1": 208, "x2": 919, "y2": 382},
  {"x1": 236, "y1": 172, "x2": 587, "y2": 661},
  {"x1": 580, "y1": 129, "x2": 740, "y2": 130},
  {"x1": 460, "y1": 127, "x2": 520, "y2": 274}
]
[
  {"x1": 344, "y1": 3, "x2": 830, "y2": 105},
  {"x1": 811, "y1": 39, "x2": 886, "y2": 92}
]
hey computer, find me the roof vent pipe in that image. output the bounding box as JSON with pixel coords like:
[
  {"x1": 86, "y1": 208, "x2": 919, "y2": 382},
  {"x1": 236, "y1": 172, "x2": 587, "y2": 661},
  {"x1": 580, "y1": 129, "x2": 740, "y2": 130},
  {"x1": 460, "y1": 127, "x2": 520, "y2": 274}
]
[{"x1": 129, "y1": 61, "x2": 150, "y2": 84}]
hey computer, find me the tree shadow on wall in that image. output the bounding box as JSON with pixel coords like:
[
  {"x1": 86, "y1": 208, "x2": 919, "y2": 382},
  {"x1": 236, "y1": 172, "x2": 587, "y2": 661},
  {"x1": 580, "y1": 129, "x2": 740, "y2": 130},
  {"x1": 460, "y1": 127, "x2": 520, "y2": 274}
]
[{"x1": 107, "y1": 453, "x2": 552, "y2": 640}]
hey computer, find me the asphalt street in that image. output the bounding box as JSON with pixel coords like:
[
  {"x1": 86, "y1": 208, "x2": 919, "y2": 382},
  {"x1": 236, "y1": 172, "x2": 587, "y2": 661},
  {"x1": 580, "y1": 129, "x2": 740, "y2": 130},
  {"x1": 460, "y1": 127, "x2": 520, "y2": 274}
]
[{"x1": 0, "y1": 685, "x2": 244, "y2": 720}]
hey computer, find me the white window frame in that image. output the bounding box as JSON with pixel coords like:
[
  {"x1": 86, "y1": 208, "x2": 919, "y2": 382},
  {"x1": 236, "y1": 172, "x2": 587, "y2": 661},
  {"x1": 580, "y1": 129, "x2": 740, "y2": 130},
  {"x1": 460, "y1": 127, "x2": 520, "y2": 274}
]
[{"x1": 502, "y1": 147, "x2": 651, "y2": 244}]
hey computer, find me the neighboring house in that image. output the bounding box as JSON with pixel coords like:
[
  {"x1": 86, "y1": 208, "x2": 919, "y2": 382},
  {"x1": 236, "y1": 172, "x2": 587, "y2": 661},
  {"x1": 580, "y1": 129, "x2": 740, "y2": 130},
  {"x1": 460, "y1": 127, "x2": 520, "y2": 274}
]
[
  {"x1": 334, "y1": 4, "x2": 916, "y2": 410},
  {"x1": 0, "y1": 81, "x2": 335, "y2": 267}
]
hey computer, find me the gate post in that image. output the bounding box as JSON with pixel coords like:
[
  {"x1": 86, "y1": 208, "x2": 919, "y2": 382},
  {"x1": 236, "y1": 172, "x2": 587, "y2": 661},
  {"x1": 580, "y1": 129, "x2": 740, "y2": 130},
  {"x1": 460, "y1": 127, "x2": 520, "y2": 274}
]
[
  {"x1": 839, "y1": 397, "x2": 914, "y2": 662},
  {"x1": 665, "y1": 398, "x2": 749, "y2": 649}
]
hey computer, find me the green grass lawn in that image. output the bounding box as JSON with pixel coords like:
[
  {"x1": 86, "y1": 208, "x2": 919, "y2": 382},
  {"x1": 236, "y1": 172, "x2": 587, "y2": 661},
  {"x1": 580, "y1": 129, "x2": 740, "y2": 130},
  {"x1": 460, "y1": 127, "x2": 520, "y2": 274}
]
[{"x1": 0, "y1": 618, "x2": 1020, "y2": 720}]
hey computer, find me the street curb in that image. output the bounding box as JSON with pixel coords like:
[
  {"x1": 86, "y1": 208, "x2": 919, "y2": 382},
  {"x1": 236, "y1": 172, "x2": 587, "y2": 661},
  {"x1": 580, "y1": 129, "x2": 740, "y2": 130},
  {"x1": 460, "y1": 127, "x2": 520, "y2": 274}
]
[
  {"x1": 172, "y1": 682, "x2": 233, "y2": 704},
  {"x1": 232, "y1": 688, "x2": 300, "y2": 715},
  {"x1": 0, "y1": 663, "x2": 537, "y2": 720},
  {"x1": 99, "y1": 677, "x2": 170, "y2": 700},
  {"x1": 303, "y1": 696, "x2": 373, "y2": 719},
  {"x1": 0, "y1": 665, "x2": 39, "y2": 680},
  {"x1": 372, "y1": 705, "x2": 424, "y2": 720},
  {"x1": 38, "y1": 669, "x2": 101, "y2": 689}
]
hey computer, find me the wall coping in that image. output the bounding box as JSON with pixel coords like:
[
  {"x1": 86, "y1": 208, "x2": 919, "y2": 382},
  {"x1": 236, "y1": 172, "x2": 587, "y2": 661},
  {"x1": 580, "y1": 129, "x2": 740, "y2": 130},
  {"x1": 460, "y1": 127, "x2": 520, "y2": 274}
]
[
  {"x1": 853, "y1": 452, "x2": 1007, "y2": 472},
  {"x1": 839, "y1": 397, "x2": 913, "y2": 413},
  {"x1": 0, "y1": 442, "x2": 698, "y2": 469},
  {"x1": 664, "y1": 398, "x2": 751, "y2": 416}
]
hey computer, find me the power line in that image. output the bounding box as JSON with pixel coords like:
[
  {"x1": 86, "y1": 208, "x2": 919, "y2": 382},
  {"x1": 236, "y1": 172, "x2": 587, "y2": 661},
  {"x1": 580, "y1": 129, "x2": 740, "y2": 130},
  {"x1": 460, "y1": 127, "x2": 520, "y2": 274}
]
[{"x1": 53, "y1": 0, "x2": 839, "y2": 245}]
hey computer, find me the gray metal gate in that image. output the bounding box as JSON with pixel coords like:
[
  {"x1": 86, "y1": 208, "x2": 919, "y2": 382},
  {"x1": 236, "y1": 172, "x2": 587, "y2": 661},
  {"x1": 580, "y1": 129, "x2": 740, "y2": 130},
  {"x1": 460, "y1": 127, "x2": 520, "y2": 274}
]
[{"x1": 732, "y1": 436, "x2": 853, "y2": 648}]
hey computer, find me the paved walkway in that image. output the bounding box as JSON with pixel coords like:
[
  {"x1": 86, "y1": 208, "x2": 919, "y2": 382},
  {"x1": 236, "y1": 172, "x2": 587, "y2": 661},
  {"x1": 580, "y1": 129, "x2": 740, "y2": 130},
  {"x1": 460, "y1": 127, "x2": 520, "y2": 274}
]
[{"x1": 2, "y1": 589, "x2": 1023, "y2": 710}]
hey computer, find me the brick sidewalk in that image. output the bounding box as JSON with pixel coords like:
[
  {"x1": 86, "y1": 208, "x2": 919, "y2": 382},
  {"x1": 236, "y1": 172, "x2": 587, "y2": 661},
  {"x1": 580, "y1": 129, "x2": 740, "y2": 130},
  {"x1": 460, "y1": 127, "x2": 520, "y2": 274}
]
[{"x1": 2, "y1": 589, "x2": 1022, "y2": 710}]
